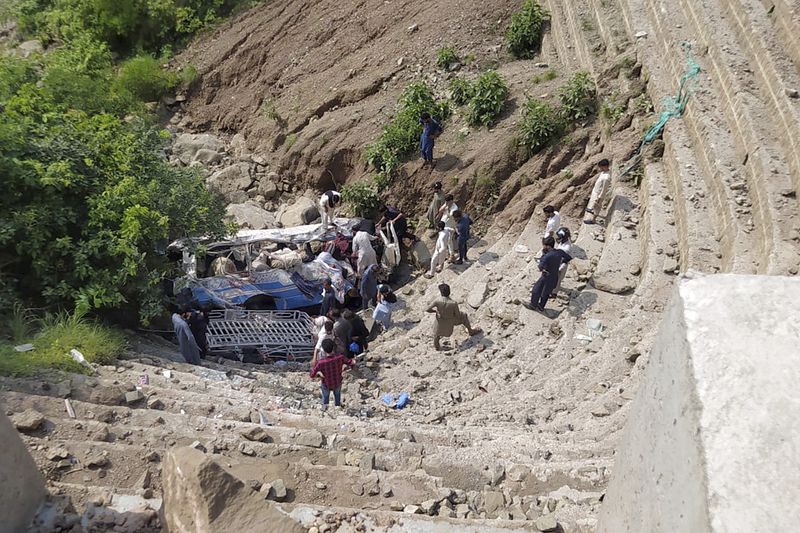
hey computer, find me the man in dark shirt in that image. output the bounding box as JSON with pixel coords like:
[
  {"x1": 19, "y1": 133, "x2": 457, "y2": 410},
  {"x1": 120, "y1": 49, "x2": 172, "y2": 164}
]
[
  {"x1": 309, "y1": 338, "x2": 355, "y2": 408},
  {"x1": 454, "y1": 209, "x2": 473, "y2": 264},
  {"x1": 330, "y1": 308, "x2": 352, "y2": 356},
  {"x1": 524, "y1": 237, "x2": 572, "y2": 312},
  {"x1": 343, "y1": 309, "x2": 370, "y2": 354},
  {"x1": 419, "y1": 112, "x2": 443, "y2": 168},
  {"x1": 319, "y1": 278, "x2": 337, "y2": 316}
]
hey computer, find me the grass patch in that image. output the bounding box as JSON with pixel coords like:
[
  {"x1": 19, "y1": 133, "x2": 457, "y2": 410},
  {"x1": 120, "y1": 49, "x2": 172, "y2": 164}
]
[
  {"x1": 466, "y1": 71, "x2": 509, "y2": 127},
  {"x1": 0, "y1": 310, "x2": 124, "y2": 377},
  {"x1": 506, "y1": 0, "x2": 549, "y2": 59},
  {"x1": 532, "y1": 69, "x2": 559, "y2": 84},
  {"x1": 285, "y1": 133, "x2": 298, "y2": 148},
  {"x1": 436, "y1": 46, "x2": 460, "y2": 69},
  {"x1": 600, "y1": 93, "x2": 625, "y2": 124}
]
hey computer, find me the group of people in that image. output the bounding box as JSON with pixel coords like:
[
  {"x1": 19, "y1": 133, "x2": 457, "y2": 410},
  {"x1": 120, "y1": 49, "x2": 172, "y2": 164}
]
[
  {"x1": 525, "y1": 158, "x2": 612, "y2": 313},
  {"x1": 425, "y1": 182, "x2": 474, "y2": 277}
]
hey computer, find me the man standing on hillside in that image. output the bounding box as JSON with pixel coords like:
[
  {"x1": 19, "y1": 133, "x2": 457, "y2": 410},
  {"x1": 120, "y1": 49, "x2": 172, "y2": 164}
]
[
  {"x1": 524, "y1": 237, "x2": 572, "y2": 313},
  {"x1": 172, "y1": 307, "x2": 202, "y2": 365},
  {"x1": 426, "y1": 283, "x2": 481, "y2": 351},
  {"x1": 419, "y1": 112, "x2": 443, "y2": 168},
  {"x1": 584, "y1": 158, "x2": 612, "y2": 224}
]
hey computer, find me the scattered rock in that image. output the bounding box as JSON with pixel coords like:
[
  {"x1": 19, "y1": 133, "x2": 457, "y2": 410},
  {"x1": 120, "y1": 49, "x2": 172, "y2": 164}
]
[
  {"x1": 786, "y1": 88, "x2": 800, "y2": 99},
  {"x1": 226, "y1": 203, "x2": 276, "y2": 230},
  {"x1": 241, "y1": 426, "x2": 271, "y2": 443},
  {"x1": 265, "y1": 479, "x2": 287, "y2": 502},
  {"x1": 295, "y1": 429, "x2": 324, "y2": 448},
  {"x1": 144, "y1": 451, "x2": 160, "y2": 462},
  {"x1": 420, "y1": 499, "x2": 439, "y2": 515},
  {"x1": 315, "y1": 482, "x2": 327, "y2": 490},
  {"x1": 173, "y1": 133, "x2": 225, "y2": 166},
  {"x1": 467, "y1": 282, "x2": 489, "y2": 309},
  {"x1": 278, "y1": 197, "x2": 319, "y2": 227},
  {"x1": 85, "y1": 454, "x2": 109, "y2": 468},
  {"x1": 359, "y1": 452, "x2": 375, "y2": 474},
  {"x1": 11, "y1": 409, "x2": 45, "y2": 432},
  {"x1": 662, "y1": 258, "x2": 679, "y2": 273},
  {"x1": 507, "y1": 464, "x2": 530, "y2": 482},
  {"x1": 147, "y1": 397, "x2": 165, "y2": 410},
  {"x1": 483, "y1": 490, "x2": 505, "y2": 515},
  {"x1": 535, "y1": 514, "x2": 560, "y2": 532},
  {"x1": 239, "y1": 443, "x2": 256, "y2": 456},
  {"x1": 189, "y1": 441, "x2": 207, "y2": 453},
  {"x1": 47, "y1": 447, "x2": 70, "y2": 461},
  {"x1": 490, "y1": 463, "x2": 505, "y2": 486},
  {"x1": 125, "y1": 391, "x2": 144, "y2": 404},
  {"x1": 403, "y1": 505, "x2": 422, "y2": 514},
  {"x1": 207, "y1": 163, "x2": 253, "y2": 202}
]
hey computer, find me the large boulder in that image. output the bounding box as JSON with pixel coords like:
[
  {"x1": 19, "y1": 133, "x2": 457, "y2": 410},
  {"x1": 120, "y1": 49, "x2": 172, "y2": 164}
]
[
  {"x1": 161, "y1": 447, "x2": 304, "y2": 533},
  {"x1": 256, "y1": 175, "x2": 280, "y2": 200},
  {"x1": 278, "y1": 196, "x2": 319, "y2": 227},
  {"x1": 207, "y1": 163, "x2": 254, "y2": 203},
  {"x1": 1, "y1": 412, "x2": 47, "y2": 532},
  {"x1": 173, "y1": 133, "x2": 225, "y2": 165},
  {"x1": 225, "y1": 203, "x2": 276, "y2": 230}
]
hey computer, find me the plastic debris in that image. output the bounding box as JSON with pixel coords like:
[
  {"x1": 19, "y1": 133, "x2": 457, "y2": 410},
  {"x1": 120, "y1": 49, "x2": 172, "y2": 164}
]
[
  {"x1": 162, "y1": 370, "x2": 172, "y2": 379},
  {"x1": 514, "y1": 244, "x2": 531, "y2": 254},
  {"x1": 64, "y1": 399, "x2": 76, "y2": 419},
  {"x1": 69, "y1": 349, "x2": 94, "y2": 373},
  {"x1": 14, "y1": 344, "x2": 34, "y2": 352},
  {"x1": 139, "y1": 374, "x2": 149, "y2": 386}
]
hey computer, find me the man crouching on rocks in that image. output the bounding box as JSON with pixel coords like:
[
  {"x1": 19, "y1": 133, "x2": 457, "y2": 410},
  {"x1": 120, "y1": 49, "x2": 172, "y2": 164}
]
[{"x1": 426, "y1": 283, "x2": 481, "y2": 351}]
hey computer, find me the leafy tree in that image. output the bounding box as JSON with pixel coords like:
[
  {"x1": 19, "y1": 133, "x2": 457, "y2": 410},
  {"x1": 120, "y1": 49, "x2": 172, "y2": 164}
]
[{"x1": 0, "y1": 55, "x2": 227, "y2": 323}]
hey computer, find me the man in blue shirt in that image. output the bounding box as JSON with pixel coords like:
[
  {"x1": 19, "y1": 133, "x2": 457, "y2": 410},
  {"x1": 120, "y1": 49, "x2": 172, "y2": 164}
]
[
  {"x1": 454, "y1": 209, "x2": 473, "y2": 264},
  {"x1": 419, "y1": 112, "x2": 443, "y2": 168},
  {"x1": 524, "y1": 237, "x2": 572, "y2": 312},
  {"x1": 320, "y1": 278, "x2": 337, "y2": 316}
]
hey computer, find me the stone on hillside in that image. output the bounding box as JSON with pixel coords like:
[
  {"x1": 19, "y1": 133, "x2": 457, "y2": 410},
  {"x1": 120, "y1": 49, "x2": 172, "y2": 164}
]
[
  {"x1": 467, "y1": 281, "x2": 489, "y2": 309},
  {"x1": 490, "y1": 463, "x2": 506, "y2": 486},
  {"x1": 225, "y1": 203, "x2": 276, "y2": 230},
  {"x1": 507, "y1": 464, "x2": 530, "y2": 482},
  {"x1": 663, "y1": 258, "x2": 679, "y2": 273},
  {"x1": 295, "y1": 429, "x2": 324, "y2": 448},
  {"x1": 195, "y1": 148, "x2": 223, "y2": 165},
  {"x1": 239, "y1": 443, "x2": 256, "y2": 456},
  {"x1": 173, "y1": 133, "x2": 225, "y2": 165},
  {"x1": 230, "y1": 133, "x2": 250, "y2": 159},
  {"x1": 189, "y1": 441, "x2": 206, "y2": 453},
  {"x1": 147, "y1": 397, "x2": 165, "y2": 410},
  {"x1": 162, "y1": 447, "x2": 304, "y2": 532},
  {"x1": 455, "y1": 503, "x2": 470, "y2": 518},
  {"x1": 47, "y1": 447, "x2": 70, "y2": 461},
  {"x1": 420, "y1": 499, "x2": 439, "y2": 515},
  {"x1": 256, "y1": 176, "x2": 280, "y2": 200},
  {"x1": 125, "y1": 391, "x2": 145, "y2": 404},
  {"x1": 83, "y1": 386, "x2": 125, "y2": 406},
  {"x1": 144, "y1": 451, "x2": 160, "y2": 462},
  {"x1": 241, "y1": 426, "x2": 270, "y2": 443},
  {"x1": 403, "y1": 505, "x2": 422, "y2": 514},
  {"x1": 278, "y1": 197, "x2": 319, "y2": 227},
  {"x1": 535, "y1": 514, "x2": 559, "y2": 532},
  {"x1": 483, "y1": 490, "x2": 505, "y2": 515},
  {"x1": 264, "y1": 479, "x2": 287, "y2": 502},
  {"x1": 386, "y1": 428, "x2": 416, "y2": 442},
  {"x1": 11, "y1": 409, "x2": 45, "y2": 432},
  {"x1": 359, "y1": 452, "x2": 376, "y2": 474},
  {"x1": 86, "y1": 454, "x2": 109, "y2": 468},
  {"x1": 18, "y1": 40, "x2": 43, "y2": 58},
  {"x1": 207, "y1": 163, "x2": 254, "y2": 202}
]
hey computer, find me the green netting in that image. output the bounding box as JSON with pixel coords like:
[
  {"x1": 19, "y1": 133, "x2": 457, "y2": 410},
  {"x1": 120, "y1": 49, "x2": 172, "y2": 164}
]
[{"x1": 620, "y1": 42, "x2": 702, "y2": 180}]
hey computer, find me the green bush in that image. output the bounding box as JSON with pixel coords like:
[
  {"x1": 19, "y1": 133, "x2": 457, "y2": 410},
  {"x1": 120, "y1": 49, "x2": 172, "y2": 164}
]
[
  {"x1": 517, "y1": 99, "x2": 563, "y2": 155},
  {"x1": 506, "y1": 0, "x2": 549, "y2": 59},
  {"x1": 366, "y1": 82, "x2": 449, "y2": 180},
  {"x1": 436, "y1": 46, "x2": 460, "y2": 69},
  {"x1": 449, "y1": 78, "x2": 474, "y2": 106},
  {"x1": 116, "y1": 54, "x2": 178, "y2": 102},
  {"x1": 341, "y1": 181, "x2": 382, "y2": 218},
  {"x1": 466, "y1": 71, "x2": 508, "y2": 127},
  {"x1": 0, "y1": 310, "x2": 124, "y2": 376},
  {"x1": 558, "y1": 71, "x2": 596, "y2": 121}
]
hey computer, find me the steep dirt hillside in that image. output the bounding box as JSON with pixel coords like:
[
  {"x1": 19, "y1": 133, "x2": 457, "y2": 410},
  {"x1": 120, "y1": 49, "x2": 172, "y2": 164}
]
[{"x1": 174, "y1": 0, "x2": 647, "y2": 227}]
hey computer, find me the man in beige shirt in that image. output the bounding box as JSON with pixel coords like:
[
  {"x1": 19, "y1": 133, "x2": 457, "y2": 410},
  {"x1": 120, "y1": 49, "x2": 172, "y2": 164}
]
[
  {"x1": 584, "y1": 158, "x2": 611, "y2": 224},
  {"x1": 426, "y1": 283, "x2": 481, "y2": 350}
]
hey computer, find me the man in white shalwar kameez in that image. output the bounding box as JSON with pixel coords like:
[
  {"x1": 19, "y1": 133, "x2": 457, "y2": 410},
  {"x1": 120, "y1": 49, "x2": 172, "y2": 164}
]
[
  {"x1": 426, "y1": 221, "x2": 455, "y2": 278},
  {"x1": 352, "y1": 230, "x2": 378, "y2": 277},
  {"x1": 584, "y1": 159, "x2": 611, "y2": 224}
]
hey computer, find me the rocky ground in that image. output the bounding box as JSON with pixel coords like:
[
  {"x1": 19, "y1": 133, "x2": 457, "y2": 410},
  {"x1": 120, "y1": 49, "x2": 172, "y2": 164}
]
[{"x1": 4, "y1": 0, "x2": 800, "y2": 530}]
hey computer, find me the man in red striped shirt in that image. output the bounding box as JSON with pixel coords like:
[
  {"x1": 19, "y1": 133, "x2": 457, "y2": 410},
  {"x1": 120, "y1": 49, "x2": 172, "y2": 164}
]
[{"x1": 309, "y1": 338, "x2": 355, "y2": 408}]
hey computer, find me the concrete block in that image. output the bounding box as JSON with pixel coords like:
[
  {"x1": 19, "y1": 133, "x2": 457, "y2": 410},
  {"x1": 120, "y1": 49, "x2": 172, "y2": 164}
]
[
  {"x1": 0, "y1": 412, "x2": 46, "y2": 533},
  {"x1": 598, "y1": 274, "x2": 800, "y2": 533}
]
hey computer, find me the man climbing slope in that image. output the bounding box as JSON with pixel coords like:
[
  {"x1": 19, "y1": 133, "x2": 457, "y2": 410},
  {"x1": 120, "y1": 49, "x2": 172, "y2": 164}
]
[
  {"x1": 584, "y1": 158, "x2": 612, "y2": 224},
  {"x1": 419, "y1": 112, "x2": 443, "y2": 168},
  {"x1": 524, "y1": 237, "x2": 572, "y2": 313}
]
